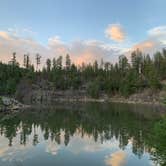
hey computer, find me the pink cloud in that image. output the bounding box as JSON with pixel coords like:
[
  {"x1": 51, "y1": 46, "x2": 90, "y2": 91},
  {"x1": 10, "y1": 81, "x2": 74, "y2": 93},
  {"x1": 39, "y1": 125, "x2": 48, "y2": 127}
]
[
  {"x1": 105, "y1": 24, "x2": 126, "y2": 42},
  {"x1": 0, "y1": 31, "x2": 11, "y2": 40},
  {"x1": 105, "y1": 151, "x2": 126, "y2": 166},
  {"x1": 0, "y1": 25, "x2": 166, "y2": 68}
]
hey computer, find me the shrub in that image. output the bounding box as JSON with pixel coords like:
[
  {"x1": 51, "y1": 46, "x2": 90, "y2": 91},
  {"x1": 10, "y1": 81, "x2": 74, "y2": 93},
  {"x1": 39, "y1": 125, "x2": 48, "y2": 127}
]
[{"x1": 87, "y1": 81, "x2": 100, "y2": 99}]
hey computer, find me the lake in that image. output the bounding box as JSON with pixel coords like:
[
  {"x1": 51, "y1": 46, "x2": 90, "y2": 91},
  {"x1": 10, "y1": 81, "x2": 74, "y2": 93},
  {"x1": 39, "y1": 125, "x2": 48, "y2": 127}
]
[{"x1": 0, "y1": 102, "x2": 165, "y2": 166}]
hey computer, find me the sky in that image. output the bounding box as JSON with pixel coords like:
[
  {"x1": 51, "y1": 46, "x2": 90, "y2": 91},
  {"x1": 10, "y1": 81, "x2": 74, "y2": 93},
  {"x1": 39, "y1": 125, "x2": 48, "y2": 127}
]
[{"x1": 0, "y1": 0, "x2": 166, "y2": 66}]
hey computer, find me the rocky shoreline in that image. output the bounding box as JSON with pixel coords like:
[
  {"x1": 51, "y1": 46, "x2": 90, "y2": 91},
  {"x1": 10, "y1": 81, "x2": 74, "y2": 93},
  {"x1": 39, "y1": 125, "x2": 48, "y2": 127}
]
[
  {"x1": 14, "y1": 79, "x2": 166, "y2": 107},
  {"x1": 0, "y1": 96, "x2": 28, "y2": 112},
  {"x1": 16, "y1": 85, "x2": 166, "y2": 106},
  {"x1": 1, "y1": 88, "x2": 166, "y2": 112}
]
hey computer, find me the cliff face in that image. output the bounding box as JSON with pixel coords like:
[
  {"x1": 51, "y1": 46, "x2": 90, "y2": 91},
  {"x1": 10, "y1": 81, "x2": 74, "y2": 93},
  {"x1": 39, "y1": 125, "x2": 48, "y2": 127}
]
[
  {"x1": 29, "y1": 90, "x2": 88, "y2": 104},
  {"x1": 15, "y1": 79, "x2": 166, "y2": 105},
  {"x1": 15, "y1": 79, "x2": 89, "y2": 104}
]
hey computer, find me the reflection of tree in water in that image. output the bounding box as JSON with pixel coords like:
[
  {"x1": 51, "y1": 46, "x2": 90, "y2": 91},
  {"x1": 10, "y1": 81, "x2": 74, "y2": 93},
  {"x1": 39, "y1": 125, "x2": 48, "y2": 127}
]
[
  {"x1": 0, "y1": 115, "x2": 20, "y2": 146},
  {"x1": 20, "y1": 122, "x2": 32, "y2": 145},
  {"x1": 150, "y1": 117, "x2": 166, "y2": 166},
  {"x1": 0, "y1": 103, "x2": 164, "y2": 162},
  {"x1": 33, "y1": 124, "x2": 39, "y2": 146}
]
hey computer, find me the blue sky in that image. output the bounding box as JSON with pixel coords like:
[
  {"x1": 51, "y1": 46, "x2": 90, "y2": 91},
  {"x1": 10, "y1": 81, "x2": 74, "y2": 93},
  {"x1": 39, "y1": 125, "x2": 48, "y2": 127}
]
[{"x1": 0, "y1": 0, "x2": 166, "y2": 65}]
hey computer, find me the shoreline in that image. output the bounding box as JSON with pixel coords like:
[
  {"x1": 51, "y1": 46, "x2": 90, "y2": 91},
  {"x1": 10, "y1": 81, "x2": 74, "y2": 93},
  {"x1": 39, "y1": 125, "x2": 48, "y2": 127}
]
[
  {"x1": 1, "y1": 94, "x2": 165, "y2": 112},
  {"x1": 30, "y1": 96, "x2": 165, "y2": 106},
  {"x1": 0, "y1": 96, "x2": 30, "y2": 112}
]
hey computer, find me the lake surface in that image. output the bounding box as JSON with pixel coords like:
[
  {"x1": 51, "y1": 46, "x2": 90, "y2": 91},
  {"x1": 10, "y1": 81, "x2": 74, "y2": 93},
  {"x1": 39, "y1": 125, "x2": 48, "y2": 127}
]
[{"x1": 0, "y1": 102, "x2": 165, "y2": 166}]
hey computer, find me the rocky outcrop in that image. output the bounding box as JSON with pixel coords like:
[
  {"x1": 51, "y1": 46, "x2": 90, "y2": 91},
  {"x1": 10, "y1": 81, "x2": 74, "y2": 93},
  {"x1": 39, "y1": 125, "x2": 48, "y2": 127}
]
[
  {"x1": 15, "y1": 79, "x2": 166, "y2": 105},
  {"x1": 16, "y1": 80, "x2": 88, "y2": 104},
  {"x1": 0, "y1": 96, "x2": 26, "y2": 112},
  {"x1": 20, "y1": 89, "x2": 89, "y2": 104},
  {"x1": 110, "y1": 89, "x2": 166, "y2": 105}
]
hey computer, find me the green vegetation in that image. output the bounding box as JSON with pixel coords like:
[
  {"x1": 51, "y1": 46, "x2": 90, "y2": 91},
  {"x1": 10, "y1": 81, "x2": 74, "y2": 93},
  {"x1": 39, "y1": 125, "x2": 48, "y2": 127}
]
[
  {"x1": 87, "y1": 81, "x2": 100, "y2": 98},
  {"x1": 1, "y1": 49, "x2": 166, "y2": 97},
  {"x1": 151, "y1": 117, "x2": 166, "y2": 166},
  {"x1": 0, "y1": 96, "x2": 3, "y2": 106}
]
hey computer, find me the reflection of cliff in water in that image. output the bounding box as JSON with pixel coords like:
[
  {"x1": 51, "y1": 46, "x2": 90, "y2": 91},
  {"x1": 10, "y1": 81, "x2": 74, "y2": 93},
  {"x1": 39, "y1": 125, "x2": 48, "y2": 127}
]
[{"x1": 0, "y1": 103, "x2": 162, "y2": 160}]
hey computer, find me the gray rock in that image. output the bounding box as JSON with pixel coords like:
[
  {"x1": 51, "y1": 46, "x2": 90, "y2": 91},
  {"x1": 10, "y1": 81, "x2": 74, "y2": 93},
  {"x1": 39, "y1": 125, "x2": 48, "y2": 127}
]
[{"x1": 0, "y1": 96, "x2": 26, "y2": 112}]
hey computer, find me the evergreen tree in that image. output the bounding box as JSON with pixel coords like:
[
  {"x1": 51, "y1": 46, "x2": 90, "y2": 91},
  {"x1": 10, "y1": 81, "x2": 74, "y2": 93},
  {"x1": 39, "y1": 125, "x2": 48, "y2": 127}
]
[
  {"x1": 56, "y1": 56, "x2": 63, "y2": 70},
  {"x1": 23, "y1": 54, "x2": 30, "y2": 69},
  {"x1": 0, "y1": 48, "x2": 165, "y2": 96},
  {"x1": 46, "y1": 58, "x2": 51, "y2": 72},
  {"x1": 10, "y1": 52, "x2": 19, "y2": 66},
  {"x1": 36, "y1": 53, "x2": 41, "y2": 71},
  {"x1": 65, "y1": 54, "x2": 71, "y2": 70}
]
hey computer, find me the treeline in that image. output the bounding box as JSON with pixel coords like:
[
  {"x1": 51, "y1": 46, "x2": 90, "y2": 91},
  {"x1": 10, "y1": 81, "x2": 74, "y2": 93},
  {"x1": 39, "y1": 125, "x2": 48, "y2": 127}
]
[{"x1": 0, "y1": 49, "x2": 166, "y2": 97}]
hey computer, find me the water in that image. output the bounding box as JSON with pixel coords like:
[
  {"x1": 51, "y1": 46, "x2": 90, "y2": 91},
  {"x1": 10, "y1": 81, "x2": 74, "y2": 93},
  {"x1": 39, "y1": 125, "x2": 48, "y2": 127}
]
[{"x1": 0, "y1": 102, "x2": 165, "y2": 166}]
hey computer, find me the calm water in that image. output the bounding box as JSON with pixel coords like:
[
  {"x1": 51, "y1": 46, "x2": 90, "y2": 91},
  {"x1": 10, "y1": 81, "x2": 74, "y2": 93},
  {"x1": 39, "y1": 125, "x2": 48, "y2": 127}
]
[{"x1": 0, "y1": 102, "x2": 165, "y2": 166}]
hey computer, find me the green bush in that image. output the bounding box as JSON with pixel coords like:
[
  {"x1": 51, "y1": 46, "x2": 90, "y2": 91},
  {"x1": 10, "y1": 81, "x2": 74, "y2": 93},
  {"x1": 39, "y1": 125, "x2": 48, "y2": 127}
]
[
  {"x1": 152, "y1": 117, "x2": 166, "y2": 166},
  {"x1": 87, "y1": 81, "x2": 100, "y2": 99},
  {"x1": 0, "y1": 96, "x2": 3, "y2": 106}
]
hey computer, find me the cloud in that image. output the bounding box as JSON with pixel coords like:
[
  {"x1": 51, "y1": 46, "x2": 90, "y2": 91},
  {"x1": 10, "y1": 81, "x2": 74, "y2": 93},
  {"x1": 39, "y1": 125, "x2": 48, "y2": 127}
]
[
  {"x1": 0, "y1": 31, "x2": 11, "y2": 40},
  {"x1": 46, "y1": 140, "x2": 61, "y2": 156},
  {"x1": 127, "y1": 26, "x2": 166, "y2": 56},
  {"x1": 0, "y1": 125, "x2": 37, "y2": 162},
  {"x1": 65, "y1": 131, "x2": 119, "y2": 154},
  {"x1": 45, "y1": 129, "x2": 119, "y2": 155},
  {"x1": 105, "y1": 151, "x2": 127, "y2": 166},
  {"x1": 147, "y1": 26, "x2": 166, "y2": 47},
  {"x1": 131, "y1": 40, "x2": 163, "y2": 54},
  {"x1": 0, "y1": 30, "x2": 50, "y2": 67},
  {"x1": 105, "y1": 24, "x2": 126, "y2": 42},
  {"x1": 0, "y1": 30, "x2": 124, "y2": 67},
  {"x1": 0, "y1": 25, "x2": 166, "y2": 68},
  {"x1": 148, "y1": 26, "x2": 166, "y2": 38},
  {"x1": 48, "y1": 36, "x2": 69, "y2": 57},
  {"x1": 49, "y1": 38, "x2": 123, "y2": 65}
]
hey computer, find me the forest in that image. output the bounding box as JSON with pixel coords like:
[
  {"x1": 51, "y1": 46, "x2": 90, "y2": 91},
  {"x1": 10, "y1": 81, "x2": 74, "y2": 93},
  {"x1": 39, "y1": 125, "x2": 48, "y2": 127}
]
[{"x1": 0, "y1": 49, "x2": 166, "y2": 98}]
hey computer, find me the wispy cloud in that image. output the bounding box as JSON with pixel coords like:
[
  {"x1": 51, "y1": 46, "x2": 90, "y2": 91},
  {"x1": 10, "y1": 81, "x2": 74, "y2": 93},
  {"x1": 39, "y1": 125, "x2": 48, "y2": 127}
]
[
  {"x1": 128, "y1": 26, "x2": 166, "y2": 56},
  {"x1": 0, "y1": 31, "x2": 11, "y2": 40},
  {"x1": 148, "y1": 26, "x2": 166, "y2": 38}
]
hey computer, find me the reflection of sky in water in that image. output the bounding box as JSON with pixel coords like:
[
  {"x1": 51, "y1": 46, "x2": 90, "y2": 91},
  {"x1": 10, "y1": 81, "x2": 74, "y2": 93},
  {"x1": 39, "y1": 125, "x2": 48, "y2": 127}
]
[
  {"x1": 0, "y1": 124, "x2": 154, "y2": 166},
  {"x1": 105, "y1": 151, "x2": 126, "y2": 166}
]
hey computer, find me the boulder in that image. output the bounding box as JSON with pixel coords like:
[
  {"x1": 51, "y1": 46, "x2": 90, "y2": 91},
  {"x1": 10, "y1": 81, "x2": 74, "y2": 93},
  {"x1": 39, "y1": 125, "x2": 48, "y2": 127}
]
[{"x1": 0, "y1": 96, "x2": 25, "y2": 112}]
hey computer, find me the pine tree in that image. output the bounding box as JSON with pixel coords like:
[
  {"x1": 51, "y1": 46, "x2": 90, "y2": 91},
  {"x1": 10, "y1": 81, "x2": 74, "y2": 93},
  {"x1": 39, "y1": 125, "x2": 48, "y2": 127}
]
[
  {"x1": 46, "y1": 58, "x2": 51, "y2": 72},
  {"x1": 36, "y1": 53, "x2": 41, "y2": 71},
  {"x1": 65, "y1": 54, "x2": 71, "y2": 70}
]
